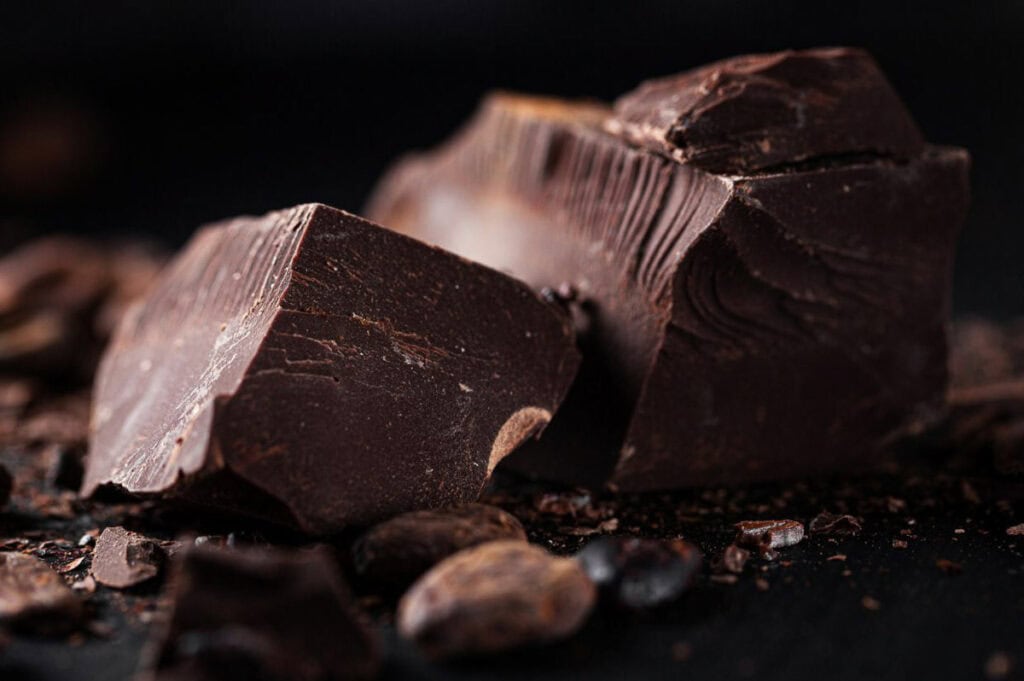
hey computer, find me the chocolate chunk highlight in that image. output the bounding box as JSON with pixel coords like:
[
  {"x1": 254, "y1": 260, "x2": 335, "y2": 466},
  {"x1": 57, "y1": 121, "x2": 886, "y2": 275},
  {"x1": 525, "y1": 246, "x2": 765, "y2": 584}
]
[
  {"x1": 398, "y1": 540, "x2": 596, "y2": 659},
  {"x1": 576, "y1": 536, "x2": 701, "y2": 609},
  {"x1": 734, "y1": 520, "x2": 805, "y2": 556},
  {"x1": 91, "y1": 526, "x2": 166, "y2": 589},
  {"x1": 0, "y1": 551, "x2": 82, "y2": 633},
  {"x1": 368, "y1": 47, "x2": 968, "y2": 489},
  {"x1": 610, "y1": 47, "x2": 924, "y2": 173},
  {"x1": 81, "y1": 204, "x2": 579, "y2": 533},
  {"x1": 352, "y1": 503, "x2": 526, "y2": 596},
  {"x1": 146, "y1": 545, "x2": 378, "y2": 681}
]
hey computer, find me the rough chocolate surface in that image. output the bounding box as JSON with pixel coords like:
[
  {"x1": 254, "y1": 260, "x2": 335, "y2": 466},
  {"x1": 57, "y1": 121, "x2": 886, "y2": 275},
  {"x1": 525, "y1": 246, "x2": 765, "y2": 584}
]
[
  {"x1": 147, "y1": 545, "x2": 378, "y2": 681},
  {"x1": 368, "y1": 47, "x2": 969, "y2": 489},
  {"x1": 610, "y1": 47, "x2": 925, "y2": 173},
  {"x1": 91, "y1": 526, "x2": 166, "y2": 589},
  {"x1": 82, "y1": 203, "x2": 579, "y2": 532},
  {"x1": 0, "y1": 552, "x2": 81, "y2": 633}
]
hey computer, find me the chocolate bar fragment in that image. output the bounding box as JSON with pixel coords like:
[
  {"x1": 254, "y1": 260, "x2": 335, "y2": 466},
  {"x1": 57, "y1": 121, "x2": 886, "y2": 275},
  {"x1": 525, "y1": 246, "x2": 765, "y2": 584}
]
[
  {"x1": 146, "y1": 545, "x2": 378, "y2": 681},
  {"x1": 82, "y1": 204, "x2": 579, "y2": 532},
  {"x1": 368, "y1": 47, "x2": 969, "y2": 488}
]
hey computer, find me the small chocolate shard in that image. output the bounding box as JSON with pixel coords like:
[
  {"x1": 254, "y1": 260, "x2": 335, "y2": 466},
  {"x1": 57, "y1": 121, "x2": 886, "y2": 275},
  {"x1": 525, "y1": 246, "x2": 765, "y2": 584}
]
[
  {"x1": 576, "y1": 536, "x2": 701, "y2": 609},
  {"x1": 734, "y1": 520, "x2": 805, "y2": 556},
  {"x1": 82, "y1": 204, "x2": 579, "y2": 533},
  {"x1": 0, "y1": 551, "x2": 82, "y2": 633},
  {"x1": 808, "y1": 512, "x2": 863, "y2": 536},
  {"x1": 713, "y1": 544, "x2": 750, "y2": 574},
  {"x1": 91, "y1": 526, "x2": 166, "y2": 589},
  {"x1": 0, "y1": 464, "x2": 10, "y2": 508},
  {"x1": 352, "y1": 503, "x2": 526, "y2": 596},
  {"x1": 370, "y1": 47, "x2": 969, "y2": 489},
  {"x1": 611, "y1": 47, "x2": 924, "y2": 173},
  {"x1": 147, "y1": 545, "x2": 378, "y2": 681},
  {"x1": 1007, "y1": 524, "x2": 1024, "y2": 536},
  {"x1": 398, "y1": 540, "x2": 595, "y2": 659}
]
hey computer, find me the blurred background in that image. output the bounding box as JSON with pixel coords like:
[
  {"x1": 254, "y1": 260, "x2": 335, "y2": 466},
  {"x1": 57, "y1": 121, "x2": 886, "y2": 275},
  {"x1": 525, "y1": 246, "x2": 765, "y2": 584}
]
[{"x1": 1, "y1": 1, "x2": 1021, "y2": 315}]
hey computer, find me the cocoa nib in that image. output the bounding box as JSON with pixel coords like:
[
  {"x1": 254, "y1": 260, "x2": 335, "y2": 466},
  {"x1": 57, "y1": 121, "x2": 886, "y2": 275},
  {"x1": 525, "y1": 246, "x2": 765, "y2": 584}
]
[
  {"x1": 147, "y1": 545, "x2": 378, "y2": 681},
  {"x1": 353, "y1": 504, "x2": 526, "y2": 596},
  {"x1": 576, "y1": 536, "x2": 701, "y2": 609},
  {"x1": 398, "y1": 540, "x2": 595, "y2": 659},
  {"x1": 91, "y1": 526, "x2": 167, "y2": 589},
  {"x1": 713, "y1": 544, "x2": 751, "y2": 575},
  {"x1": 735, "y1": 520, "x2": 805, "y2": 557},
  {"x1": 808, "y1": 512, "x2": 863, "y2": 536},
  {"x1": 0, "y1": 551, "x2": 82, "y2": 633}
]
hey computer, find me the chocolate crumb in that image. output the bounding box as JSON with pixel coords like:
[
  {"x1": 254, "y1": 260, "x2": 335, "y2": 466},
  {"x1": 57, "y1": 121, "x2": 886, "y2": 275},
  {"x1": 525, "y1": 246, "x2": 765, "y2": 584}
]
[
  {"x1": 734, "y1": 520, "x2": 804, "y2": 556},
  {"x1": 809, "y1": 512, "x2": 863, "y2": 536},
  {"x1": 892, "y1": 539, "x2": 909, "y2": 549},
  {"x1": 714, "y1": 544, "x2": 750, "y2": 574},
  {"x1": 861, "y1": 595, "x2": 882, "y2": 611},
  {"x1": 1005, "y1": 524, "x2": 1024, "y2": 536}
]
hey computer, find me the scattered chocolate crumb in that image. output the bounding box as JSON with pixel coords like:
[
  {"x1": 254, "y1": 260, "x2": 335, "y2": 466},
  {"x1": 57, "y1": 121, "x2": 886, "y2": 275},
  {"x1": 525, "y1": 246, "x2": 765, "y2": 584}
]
[
  {"x1": 398, "y1": 541, "x2": 595, "y2": 659},
  {"x1": 893, "y1": 539, "x2": 908, "y2": 549},
  {"x1": 671, "y1": 640, "x2": 693, "y2": 662},
  {"x1": 714, "y1": 544, "x2": 750, "y2": 574},
  {"x1": 1007, "y1": 524, "x2": 1024, "y2": 536},
  {"x1": 710, "y1": 574, "x2": 739, "y2": 585},
  {"x1": 936, "y1": 558, "x2": 964, "y2": 575},
  {"x1": 827, "y1": 554, "x2": 848, "y2": 562},
  {"x1": 985, "y1": 651, "x2": 1014, "y2": 680},
  {"x1": 861, "y1": 595, "x2": 881, "y2": 611},
  {"x1": 809, "y1": 512, "x2": 863, "y2": 536}
]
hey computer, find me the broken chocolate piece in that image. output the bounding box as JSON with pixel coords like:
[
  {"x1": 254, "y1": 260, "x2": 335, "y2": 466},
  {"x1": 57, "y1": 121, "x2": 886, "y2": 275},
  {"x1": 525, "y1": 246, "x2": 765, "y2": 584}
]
[
  {"x1": 148, "y1": 545, "x2": 378, "y2": 681},
  {"x1": 610, "y1": 48, "x2": 924, "y2": 173},
  {"x1": 82, "y1": 204, "x2": 579, "y2": 533},
  {"x1": 91, "y1": 526, "x2": 166, "y2": 588},
  {"x1": 734, "y1": 520, "x2": 805, "y2": 556},
  {"x1": 0, "y1": 464, "x2": 10, "y2": 508},
  {"x1": 0, "y1": 551, "x2": 82, "y2": 633},
  {"x1": 808, "y1": 512, "x2": 863, "y2": 536},
  {"x1": 575, "y1": 536, "x2": 701, "y2": 609},
  {"x1": 352, "y1": 503, "x2": 527, "y2": 595},
  {"x1": 368, "y1": 47, "x2": 969, "y2": 489},
  {"x1": 398, "y1": 540, "x2": 596, "y2": 659}
]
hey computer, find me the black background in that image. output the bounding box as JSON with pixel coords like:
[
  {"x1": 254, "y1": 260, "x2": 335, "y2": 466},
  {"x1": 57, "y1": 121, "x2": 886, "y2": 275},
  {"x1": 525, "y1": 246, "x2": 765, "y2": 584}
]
[{"x1": 1, "y1": 0, "x2": 1022, "y2": 317}]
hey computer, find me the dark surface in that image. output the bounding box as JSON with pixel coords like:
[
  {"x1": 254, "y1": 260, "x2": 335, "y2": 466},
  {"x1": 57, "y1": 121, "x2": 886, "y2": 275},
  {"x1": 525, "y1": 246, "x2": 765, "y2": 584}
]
[
  {"x1": 2, "y1": 459, "x2": 1022, "y2": 681},
  {"x1": 369, "y1": 51, "x2": 969, "y2": 491},
  {"x1": 84, "y1": 204, "x2": 579, "y2": 533}
]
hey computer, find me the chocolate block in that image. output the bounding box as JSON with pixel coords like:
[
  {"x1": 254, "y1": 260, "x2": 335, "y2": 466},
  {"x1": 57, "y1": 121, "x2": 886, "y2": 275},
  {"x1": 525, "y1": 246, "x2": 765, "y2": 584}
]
[
  {"x1": 147, "y1": 545, "x2": 378, "y2": 680},
  {"x1": 82, "y1": 204, "x2": 579, "y2": 532},
  {"x1": 368, "y1": 47, "x2": 969, "y2": 489}
]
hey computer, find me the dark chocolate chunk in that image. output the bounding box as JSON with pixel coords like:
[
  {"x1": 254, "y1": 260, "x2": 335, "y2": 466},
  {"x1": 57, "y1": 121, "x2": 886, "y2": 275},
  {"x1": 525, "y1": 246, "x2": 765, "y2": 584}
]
[
  {"x1": 576, "y1": 536, "x2": 701, "y2": 609},
  {"x1": 147, "y1": 545, "x2": 378, "y2": 681},
  {"x1": 398, "y1": 540, "x2": 595, "y2": 659},
  {"x1": 734, "y1": 520, "x2": 805, "y2": 556},
  {"x1": 368, "y1": 47, "x2": 969, "y2": 489},
  {"x1": 0, "y1": 551, "x2": 82, "y2": 633},
  {"x1": 0, "y1": 464, "x2": 10, "y2": 508},
  {"x1": 352, "y1": 503, "x2": 526, "y2": 596},
  {"x1": 82, "y1": 204, "x2": 579, "y2": 533},
  {"x1": 91, "y1": 526, "x2": 166, "y2": 588},
  {"x1": 610, "y1": 47, "x2": 924, "y2": 173},
  {"x1": 808, "y1": 512, "x2": 863, "y2": 536}
]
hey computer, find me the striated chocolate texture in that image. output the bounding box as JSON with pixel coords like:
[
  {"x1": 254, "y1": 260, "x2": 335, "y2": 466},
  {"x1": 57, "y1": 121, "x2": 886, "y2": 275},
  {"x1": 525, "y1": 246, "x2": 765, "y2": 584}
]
[
  {"x1": 82, "y1": 204, "x2": 579, "y2": 533},
  {"x1": 368, "y1": 47, "x2": 970, "y2": 489},
  {"x1": 146, "y1": 545, "x2": 378, "y2": 681},
  {"x1": 610, "y1": 47, "x2": 924, "y2": 173}
]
